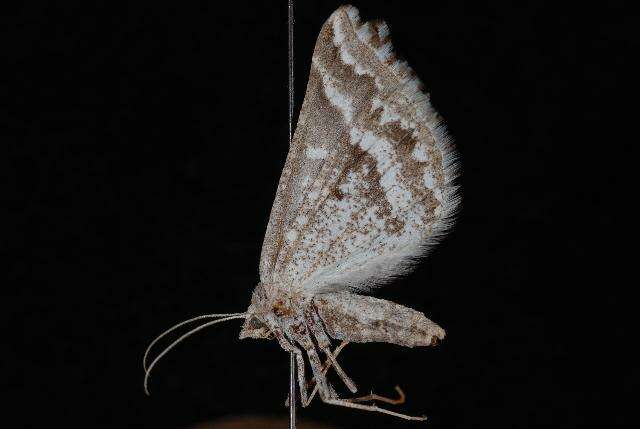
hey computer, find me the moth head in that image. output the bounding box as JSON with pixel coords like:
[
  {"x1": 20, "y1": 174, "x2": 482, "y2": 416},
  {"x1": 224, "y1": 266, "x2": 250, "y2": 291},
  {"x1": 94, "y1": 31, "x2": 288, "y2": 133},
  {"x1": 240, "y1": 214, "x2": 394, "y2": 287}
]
[
  {"x1": 239, "y1": 315, "x2": 272, "y2": 339},
  {"x1": 239, "y1": 282, "x2": 274, "y2": 340}
]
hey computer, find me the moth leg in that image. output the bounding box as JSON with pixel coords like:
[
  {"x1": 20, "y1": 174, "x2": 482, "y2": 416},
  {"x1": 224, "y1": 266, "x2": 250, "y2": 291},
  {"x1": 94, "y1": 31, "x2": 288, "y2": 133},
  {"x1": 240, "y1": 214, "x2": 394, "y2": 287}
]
[
  {"x1": 319, "y1": 341, "x2": 348, "y2": 374},
  {"x1": 321, "y1": 346, "x2": 357, "y2": 393},
  {"x1": 307, "y1": 340, "x2": 349, "y2": 404},
  {"x1": 286, "y1": 347, "x2": 316, "y2": 408},
  {"x1": 283, "y1": 347, "x2": 313, "y2": 408},
  {"x1": 320, "y1": 397, "x2": 427, "y2": 422},
  {"x1": 345, "y1": 385, "x2": 406, "y2": 405},
  {"x1": 274, "y1": 330, "x2": 311, "y2": 406},
  {"x1": 305, "y1": 308, "x2": 357, "y2": 393},
  {"x1": 294, "y1": 330, "x2": 337, "y2": 401}
]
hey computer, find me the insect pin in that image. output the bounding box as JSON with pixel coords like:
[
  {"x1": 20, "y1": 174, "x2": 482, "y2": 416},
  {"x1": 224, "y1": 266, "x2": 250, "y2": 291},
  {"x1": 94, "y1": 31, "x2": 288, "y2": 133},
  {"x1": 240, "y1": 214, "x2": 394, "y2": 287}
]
[{"x1": 144, "y1": 4, "x2": 459, "y2": 422}]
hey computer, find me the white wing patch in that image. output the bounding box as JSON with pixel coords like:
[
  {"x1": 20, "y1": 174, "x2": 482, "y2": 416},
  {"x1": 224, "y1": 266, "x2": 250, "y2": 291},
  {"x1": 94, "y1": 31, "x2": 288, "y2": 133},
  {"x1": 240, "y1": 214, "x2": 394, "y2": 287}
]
[
  {"x1": 259, "y1": 6, "x2": 460, "y2": 292},
  {"x1": 306, "y1": 147, "x2": 328, "y2": 160}
]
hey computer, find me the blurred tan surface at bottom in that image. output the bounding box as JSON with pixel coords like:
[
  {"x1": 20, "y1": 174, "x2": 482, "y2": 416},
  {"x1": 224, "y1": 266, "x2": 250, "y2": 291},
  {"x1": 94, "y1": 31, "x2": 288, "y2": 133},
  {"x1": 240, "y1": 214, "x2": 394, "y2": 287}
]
[{"x1": 190, "y1": 415, "x2": 338, "y2": 429}]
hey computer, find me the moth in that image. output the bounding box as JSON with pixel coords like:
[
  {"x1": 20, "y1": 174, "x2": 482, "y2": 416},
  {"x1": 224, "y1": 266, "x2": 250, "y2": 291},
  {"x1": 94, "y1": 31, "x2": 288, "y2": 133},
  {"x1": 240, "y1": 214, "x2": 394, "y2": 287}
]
[{"x1": 144, "y1": 4, "x2": 459, "y2": 422}]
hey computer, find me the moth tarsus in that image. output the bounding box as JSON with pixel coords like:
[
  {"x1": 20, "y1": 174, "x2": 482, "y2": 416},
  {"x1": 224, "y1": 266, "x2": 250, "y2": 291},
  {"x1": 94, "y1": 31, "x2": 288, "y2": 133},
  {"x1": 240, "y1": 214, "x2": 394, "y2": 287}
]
[{"x1": 346, "y1": 385, "x2": 407, "y2": 405}]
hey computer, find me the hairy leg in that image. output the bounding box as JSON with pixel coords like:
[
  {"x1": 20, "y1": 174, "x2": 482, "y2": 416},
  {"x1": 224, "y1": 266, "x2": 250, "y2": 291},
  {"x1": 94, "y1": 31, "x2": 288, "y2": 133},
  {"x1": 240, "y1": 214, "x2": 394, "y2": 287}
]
[
  {"x1": 321, "y1": 397, "x2": 427, "y2": 422},
  {"x1": 304, "y1": 309, "x2": 357, "y2": 393},
  {"x1": 306, "y1": 341, "x2": 349, "y2": 404},
  {"x1": 293, "y1": 329, "x2": 337, "y2": 401},
  {"x1": 273, "y1": 329, "x2": 310, "y2": 406},
  {"x1": 321, "y1": 346, "x2": 357, "y2": 393},
  {"x1": 346, "y1": 385, "x2": 406, "y2": 405}
]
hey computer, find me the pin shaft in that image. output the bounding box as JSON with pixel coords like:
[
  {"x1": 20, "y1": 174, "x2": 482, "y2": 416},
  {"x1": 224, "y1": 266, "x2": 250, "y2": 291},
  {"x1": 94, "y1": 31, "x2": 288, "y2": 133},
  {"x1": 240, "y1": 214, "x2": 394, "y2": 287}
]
[{"x1": 287, "y1": 1, "x2": 296, "y2": 427}]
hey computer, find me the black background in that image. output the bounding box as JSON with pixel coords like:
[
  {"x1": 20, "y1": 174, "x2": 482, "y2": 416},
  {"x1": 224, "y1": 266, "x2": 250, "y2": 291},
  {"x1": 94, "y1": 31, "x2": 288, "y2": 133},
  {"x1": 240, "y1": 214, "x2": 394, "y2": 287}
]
[{"x1": 4, "y1": 1, "x2": 633, "y2": 428}]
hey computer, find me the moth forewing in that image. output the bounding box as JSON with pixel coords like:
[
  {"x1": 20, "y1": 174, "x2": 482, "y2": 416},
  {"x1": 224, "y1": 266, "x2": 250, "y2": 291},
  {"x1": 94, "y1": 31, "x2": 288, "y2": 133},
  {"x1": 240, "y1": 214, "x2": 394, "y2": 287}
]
[{"x1": 313, "y1": 292, "x2": 445, "y2": 348}]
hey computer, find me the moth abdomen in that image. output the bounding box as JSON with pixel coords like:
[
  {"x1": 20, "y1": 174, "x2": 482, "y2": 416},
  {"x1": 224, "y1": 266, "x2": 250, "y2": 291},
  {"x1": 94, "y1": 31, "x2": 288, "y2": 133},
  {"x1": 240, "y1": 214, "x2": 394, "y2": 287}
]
[{"x1": 313, "y1": 291, "x2": 445, "y2": 348}]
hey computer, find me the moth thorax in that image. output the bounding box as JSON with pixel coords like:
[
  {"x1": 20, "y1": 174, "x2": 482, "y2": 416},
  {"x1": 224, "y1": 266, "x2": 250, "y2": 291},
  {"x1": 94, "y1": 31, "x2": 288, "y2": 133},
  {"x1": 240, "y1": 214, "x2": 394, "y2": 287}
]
[{"x1": 271, "y1": 297, "x2": 294, "y2": 317}]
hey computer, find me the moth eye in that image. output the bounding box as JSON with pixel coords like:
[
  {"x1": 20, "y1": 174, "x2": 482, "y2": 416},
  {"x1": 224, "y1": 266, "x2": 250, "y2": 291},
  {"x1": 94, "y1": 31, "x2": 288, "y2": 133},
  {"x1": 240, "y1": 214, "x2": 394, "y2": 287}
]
[{"x1": 245, "y1": 317, "x2": 266, "y2": 331}]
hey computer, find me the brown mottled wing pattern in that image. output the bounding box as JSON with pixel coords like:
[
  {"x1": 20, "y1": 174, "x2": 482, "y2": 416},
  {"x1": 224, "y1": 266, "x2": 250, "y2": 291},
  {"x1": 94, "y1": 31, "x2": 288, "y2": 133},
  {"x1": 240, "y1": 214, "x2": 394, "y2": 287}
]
[{"x1": 259, "y1": 6, "x2": 459, "y2": 292}]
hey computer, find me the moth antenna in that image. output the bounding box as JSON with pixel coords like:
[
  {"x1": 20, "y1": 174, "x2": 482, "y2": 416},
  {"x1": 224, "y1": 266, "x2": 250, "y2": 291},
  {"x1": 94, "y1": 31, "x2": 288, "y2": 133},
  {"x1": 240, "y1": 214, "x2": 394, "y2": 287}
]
[
  {"x1": 143, "y1": 314, "x2": 246, "y2": 395},
  {"x1": 143, "y1": 312, "x2": 246, "y2": 372}
]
